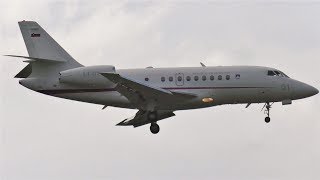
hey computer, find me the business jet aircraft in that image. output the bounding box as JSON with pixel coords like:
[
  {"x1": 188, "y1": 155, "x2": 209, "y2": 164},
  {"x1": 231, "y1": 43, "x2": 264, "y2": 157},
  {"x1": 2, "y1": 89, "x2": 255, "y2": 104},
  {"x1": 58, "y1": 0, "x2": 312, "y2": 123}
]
[{"x1": 7, "y1": 21, "x2": 318, "y2": 134}]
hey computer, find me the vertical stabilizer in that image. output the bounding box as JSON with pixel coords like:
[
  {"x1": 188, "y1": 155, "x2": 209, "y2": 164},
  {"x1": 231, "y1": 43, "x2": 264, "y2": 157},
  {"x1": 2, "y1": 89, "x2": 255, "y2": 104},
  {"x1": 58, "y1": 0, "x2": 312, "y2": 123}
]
[{"x1": 17, "y1": 21, "x2": 82, "y2": 77}]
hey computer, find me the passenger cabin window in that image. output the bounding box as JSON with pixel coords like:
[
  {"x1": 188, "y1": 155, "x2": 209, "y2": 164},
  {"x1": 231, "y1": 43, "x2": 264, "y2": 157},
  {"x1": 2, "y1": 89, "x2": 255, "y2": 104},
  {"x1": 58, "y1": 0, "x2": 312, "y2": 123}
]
[
  {"x1": 194, "y1": 76, "x2": 199, "y2": 81},
  {"x1": 161, "y1": 77, "x2": 165, "y2": 82},
  {"x1": 186, "y1": 76, "x2": 191, "y2": 81},
  {"x1": 226, "y1": 75, "x2": 230, "y2": 80},
  {"x1": 169, "y1": 76, "x2": 173, "y2": 82},
  {"x1": 210, "y1": 75, "x2": 214, "y2": 80},
  {"x1": 218, "y1": 75, "x2": 222, "y2": 80},
  {"x1": 145, "y1": 77, "x2": 149, "y2": 81},
  {"x1": 202, "y1": 75, "x2": 206, "y2": 81},
  {"x1": 177, "y1": 76, "x2": 182, "y2": 81}
]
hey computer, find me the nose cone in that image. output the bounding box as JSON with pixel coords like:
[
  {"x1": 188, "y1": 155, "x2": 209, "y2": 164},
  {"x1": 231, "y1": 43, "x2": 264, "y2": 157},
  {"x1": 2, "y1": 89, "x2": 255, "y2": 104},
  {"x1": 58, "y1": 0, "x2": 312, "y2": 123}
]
[
  {"x1": 305, "y1": 84, "x2": 319, "y2": 97},
  {"x1": 312, "y1": 86, "x2": 319, "y2": 96},
  {"x1": 294, "y1": 82, "x2": 318, "y2": 99}
]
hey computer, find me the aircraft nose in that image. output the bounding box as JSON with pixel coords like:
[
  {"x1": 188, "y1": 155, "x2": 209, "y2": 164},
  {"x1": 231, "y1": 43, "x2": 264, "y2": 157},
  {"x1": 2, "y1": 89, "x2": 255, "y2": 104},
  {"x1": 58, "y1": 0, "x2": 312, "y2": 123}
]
[
  {"x1": 294, "y1": 82, "x2": 318, "y2": 99},
  {"x1": 305, "y1": 84, "x2": 319, "y2": 97},
  {"x1": 311, "y1": 86, "x2": 319, "y2": 96}
]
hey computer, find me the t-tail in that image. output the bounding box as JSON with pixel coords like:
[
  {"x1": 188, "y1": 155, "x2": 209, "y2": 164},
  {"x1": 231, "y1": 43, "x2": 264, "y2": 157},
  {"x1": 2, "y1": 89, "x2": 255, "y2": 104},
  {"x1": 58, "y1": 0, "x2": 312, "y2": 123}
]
[{"x1": 6, "y1": 21, "x2": 82, "y2": 78}]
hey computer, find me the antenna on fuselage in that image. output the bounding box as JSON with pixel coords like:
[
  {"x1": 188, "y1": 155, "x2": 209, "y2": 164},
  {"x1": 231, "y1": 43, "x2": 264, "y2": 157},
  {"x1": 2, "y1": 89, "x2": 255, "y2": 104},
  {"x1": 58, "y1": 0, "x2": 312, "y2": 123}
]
[{"x1": 200, "y1": 62, "x2": 206, "y2": 67}]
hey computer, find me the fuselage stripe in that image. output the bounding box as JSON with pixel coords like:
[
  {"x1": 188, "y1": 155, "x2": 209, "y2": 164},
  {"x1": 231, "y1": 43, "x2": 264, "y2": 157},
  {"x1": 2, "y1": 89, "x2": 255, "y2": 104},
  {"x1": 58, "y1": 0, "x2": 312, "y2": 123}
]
[{"x1": 37, "y1": 86, "x2": 270, "y2": 95}]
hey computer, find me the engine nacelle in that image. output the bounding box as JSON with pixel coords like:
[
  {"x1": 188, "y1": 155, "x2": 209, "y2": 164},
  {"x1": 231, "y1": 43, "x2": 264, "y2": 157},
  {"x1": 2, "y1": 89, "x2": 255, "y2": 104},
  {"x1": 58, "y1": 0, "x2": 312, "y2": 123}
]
[{"x1": 59, "y1": 65, "x2": 116, "y2": 86}]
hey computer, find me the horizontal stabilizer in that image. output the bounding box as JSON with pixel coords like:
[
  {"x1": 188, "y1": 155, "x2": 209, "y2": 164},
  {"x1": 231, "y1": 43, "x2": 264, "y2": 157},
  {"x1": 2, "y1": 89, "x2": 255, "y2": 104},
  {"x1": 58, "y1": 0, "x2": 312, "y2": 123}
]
[{"x1": 4, "y1": 55, "x2": 65, "y2": 63}]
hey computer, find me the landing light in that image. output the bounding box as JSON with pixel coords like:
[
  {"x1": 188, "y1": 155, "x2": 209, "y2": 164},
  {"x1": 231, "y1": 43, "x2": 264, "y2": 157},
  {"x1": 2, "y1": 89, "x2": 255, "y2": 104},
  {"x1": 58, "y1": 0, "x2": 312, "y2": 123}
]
[{"x1": 202, "y1": 97, "x2": 214, "y2": 103}]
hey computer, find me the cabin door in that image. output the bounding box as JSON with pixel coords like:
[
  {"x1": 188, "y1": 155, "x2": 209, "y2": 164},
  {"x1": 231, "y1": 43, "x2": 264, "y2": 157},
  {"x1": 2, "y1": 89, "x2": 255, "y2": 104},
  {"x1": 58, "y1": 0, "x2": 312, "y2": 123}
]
[{"x1": 175, "y1": 73, "x2": 184, "y2": 86}]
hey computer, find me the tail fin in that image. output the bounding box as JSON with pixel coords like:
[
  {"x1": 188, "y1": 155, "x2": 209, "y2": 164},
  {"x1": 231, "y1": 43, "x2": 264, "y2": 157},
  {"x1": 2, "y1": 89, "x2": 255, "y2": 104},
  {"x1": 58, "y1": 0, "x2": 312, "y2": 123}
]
[{"x1": 14, "y1": 21, "x2": 82, "y2": 78}]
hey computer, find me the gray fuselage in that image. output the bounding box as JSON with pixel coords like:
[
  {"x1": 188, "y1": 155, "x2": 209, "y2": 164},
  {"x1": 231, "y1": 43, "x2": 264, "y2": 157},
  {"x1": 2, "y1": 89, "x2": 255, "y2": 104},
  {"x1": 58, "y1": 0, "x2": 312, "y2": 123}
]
[{"x1": 19, "y1": 66, "x2": 318, "y2": 111}]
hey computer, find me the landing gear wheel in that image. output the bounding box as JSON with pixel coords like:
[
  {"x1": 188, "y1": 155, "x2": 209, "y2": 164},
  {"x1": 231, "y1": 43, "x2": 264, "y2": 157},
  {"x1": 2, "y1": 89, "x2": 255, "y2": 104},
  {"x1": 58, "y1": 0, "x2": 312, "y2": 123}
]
[
  {"x1": 265, "y1": 117, "x2": 271, "y2": 123},
  {"x1": 150, "y1": 123, "x2": 160, "y2": 134}
]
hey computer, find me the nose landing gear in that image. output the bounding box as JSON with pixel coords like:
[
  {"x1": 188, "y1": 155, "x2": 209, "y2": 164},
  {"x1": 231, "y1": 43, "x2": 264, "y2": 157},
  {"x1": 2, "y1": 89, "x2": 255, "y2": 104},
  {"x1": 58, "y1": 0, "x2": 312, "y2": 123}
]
[
  {"x1": 263, "y1": 102, "x2": 273, "y2": 123},
  {"x1": 265, "y1": 116, "x2": 271, "y2": 123}
]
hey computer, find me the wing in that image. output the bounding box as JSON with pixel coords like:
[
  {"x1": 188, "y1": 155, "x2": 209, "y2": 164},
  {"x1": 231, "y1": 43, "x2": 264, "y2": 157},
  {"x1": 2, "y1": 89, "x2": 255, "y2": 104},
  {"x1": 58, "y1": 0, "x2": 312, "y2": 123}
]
[
  {"x1": 100, "y1": 73, "x2": 196, "y2": 108},
  {"x1": 117, "y1": 110, "x2": 175, "y2": 127}
]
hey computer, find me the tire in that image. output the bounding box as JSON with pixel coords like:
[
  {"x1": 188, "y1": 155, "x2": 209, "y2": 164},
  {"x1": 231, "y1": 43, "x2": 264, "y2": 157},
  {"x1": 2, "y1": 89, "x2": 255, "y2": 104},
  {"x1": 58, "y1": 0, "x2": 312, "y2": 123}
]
[
  {"x1": 265, "y1": 117, "x2": 271, "y2": 123},
  {"x1": 150, "y1": 123, "x2": 160, "y2": 134}
]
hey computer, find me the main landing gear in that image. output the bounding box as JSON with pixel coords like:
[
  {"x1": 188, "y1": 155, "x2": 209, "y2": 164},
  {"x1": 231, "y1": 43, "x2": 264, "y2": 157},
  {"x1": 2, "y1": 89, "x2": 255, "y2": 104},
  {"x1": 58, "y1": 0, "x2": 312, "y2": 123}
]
[
  {"x1": 148, "y1": 111, "x2": 160, "y2": 134},
  {"x1": 150, "y1": 122, "x2": 160, "y2": 134},
  {"x1": 263, "y1": 102, "x2": 273, "y2": 123}
]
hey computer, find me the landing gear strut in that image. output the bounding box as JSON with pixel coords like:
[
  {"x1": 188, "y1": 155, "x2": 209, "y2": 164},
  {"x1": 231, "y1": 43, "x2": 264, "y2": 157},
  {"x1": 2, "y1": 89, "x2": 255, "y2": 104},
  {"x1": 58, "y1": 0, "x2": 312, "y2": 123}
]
[
  {"x1": 150, "y1": 122, "x2": 160, "y2": 134},
  {"x1": 263, "y1": 102, "x2": 272, "y2": 123},
  {"x1": 147, "y1": 111, "x2": 157, "y2": 121}
]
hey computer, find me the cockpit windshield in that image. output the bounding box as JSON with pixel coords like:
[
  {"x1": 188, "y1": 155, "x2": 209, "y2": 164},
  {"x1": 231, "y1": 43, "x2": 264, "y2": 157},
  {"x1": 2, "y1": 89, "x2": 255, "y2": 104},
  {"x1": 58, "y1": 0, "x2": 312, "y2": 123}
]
[
  {"x1": 267, "y1": 70, "x2": 289, "y2": 78},
  {"x1": 280, "y1": 71, "x2": 289, "y2": 78},
  {"x1": 274, "y1": 71, "x2": 281, "y2": 76}
]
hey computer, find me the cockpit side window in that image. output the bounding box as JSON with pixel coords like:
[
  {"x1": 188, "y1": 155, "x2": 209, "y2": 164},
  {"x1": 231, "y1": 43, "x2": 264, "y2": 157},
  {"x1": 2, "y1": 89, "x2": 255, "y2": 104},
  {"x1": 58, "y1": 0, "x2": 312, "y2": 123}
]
[{"x1": 274, "y1": 71, "x2": 282, "y2": 76}]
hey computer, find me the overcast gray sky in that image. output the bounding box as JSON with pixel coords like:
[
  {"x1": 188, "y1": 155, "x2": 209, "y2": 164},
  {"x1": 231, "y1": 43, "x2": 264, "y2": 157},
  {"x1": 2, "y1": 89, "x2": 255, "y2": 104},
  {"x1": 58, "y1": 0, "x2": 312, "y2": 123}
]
[{"x1": 1, "y1": 1, "x2": 320, "y2": 180}]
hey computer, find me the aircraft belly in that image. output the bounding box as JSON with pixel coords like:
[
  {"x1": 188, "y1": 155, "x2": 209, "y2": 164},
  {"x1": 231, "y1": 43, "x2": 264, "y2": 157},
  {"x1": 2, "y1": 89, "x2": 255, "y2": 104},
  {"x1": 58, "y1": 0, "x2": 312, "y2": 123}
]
[
  {"x1": 155, "y1": 89, "x2": 215, "y2": 110},
  {"x1": 160, "y1": 87, "x2": 275, "y2": 110},
  {"x1": 214, "y1": 88, "x2": 270, "y2": 104}
]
